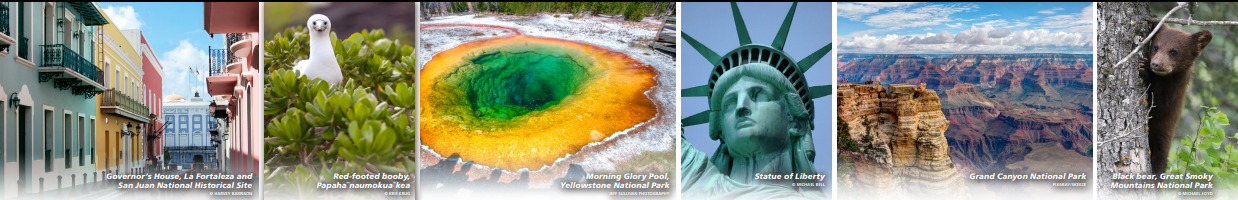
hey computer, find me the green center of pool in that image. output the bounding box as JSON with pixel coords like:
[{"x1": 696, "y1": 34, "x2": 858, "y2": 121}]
[{"x1": 443, "y1": 45, "x2": 593, "y2": 120}]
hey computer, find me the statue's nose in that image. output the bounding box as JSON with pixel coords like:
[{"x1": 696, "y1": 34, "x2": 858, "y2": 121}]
[{"x1": 736, "y1": 96, "x2": 752, "y2": 118}]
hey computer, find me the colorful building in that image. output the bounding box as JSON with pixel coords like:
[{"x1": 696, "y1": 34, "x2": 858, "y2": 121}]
[
  {"x1": 0, "y1": 2, "x2": 109, "y2": 198},
  {"x1": 161, "y1": 93, "x2": 214, "y2": 170},
  {"x1": 94, "y1": 9, "x2": 148, "y2": 177},
  {"x1": 203, "y1": 2, "x2": 259, "y2": 175},
  {"x1": 122, "y1": 29, "x2": 163, "y2": 171}
]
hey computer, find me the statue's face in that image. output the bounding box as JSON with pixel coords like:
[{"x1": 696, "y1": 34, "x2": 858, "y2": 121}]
[{"x1": 719, "y1": 77, "x2": 791, "y2": 158}]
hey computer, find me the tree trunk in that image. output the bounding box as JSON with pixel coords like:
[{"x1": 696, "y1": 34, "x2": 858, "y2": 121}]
[{"x1": 1097, "y1": 2, "x2": 1156, "y2": 199}]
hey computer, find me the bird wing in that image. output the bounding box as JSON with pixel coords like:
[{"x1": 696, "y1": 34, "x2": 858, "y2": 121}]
[{"x1": 293, "y1": 59, "x2": 310, "y2": 74}]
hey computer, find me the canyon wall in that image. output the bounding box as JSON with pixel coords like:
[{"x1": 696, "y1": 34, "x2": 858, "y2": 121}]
[{"x1": 838, "y1": 83, "x2": 969, "y2": 199}]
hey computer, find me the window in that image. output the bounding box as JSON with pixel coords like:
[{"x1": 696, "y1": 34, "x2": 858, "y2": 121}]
[
  {"x1": 44, "y1": 109, "x2": 52, "y2": 172},
  {"x1": 79, "y1": 116, "x2": 84, "y2": 166},
  {"x1": 64, "y1": 113, "x2": 71, "y2": 168},
  {"x1": 16, "y1": 2, "x2": 27, "y2": 60},
  {"x1": 91, "y1": 118, "x2": 95, "y2": 164}
]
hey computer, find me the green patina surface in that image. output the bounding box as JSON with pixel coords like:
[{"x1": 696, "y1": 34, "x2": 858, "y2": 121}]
[{"x1": 438, "y1": 44, "x2": 593, "y2": 122}]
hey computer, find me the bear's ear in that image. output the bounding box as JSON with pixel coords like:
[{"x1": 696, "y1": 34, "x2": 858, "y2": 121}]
[{"x1": 1193, "y1": 30, "x2": 1213, "y2": 51}]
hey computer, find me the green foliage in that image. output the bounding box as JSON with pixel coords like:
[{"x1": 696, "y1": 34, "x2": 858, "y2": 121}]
[
  {"x1": 838, "y1": 117, "x2": 859, "y2": 152},
  {"x1": 1168, "y1": 106, "x2": 1237, "y2": 196},
  {"x1": 263, "y1": 26, "x2": 416, "y2": 198}
]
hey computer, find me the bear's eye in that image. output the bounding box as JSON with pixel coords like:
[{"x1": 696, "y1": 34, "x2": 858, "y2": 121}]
[
  {"x1": 1170, "y1": 49, "x2": 1179, "y2": 57},
  {"x1": 1152, "y1": 45, "x2": 1159, "y2": 52}
]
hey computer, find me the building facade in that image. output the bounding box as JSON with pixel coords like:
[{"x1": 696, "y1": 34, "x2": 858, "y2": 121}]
[
  {"x1": 0, "y1": 2, "x2": 109, "y2": 198},
  {"x1": 94, "y1": 10, "x2": 148, "y2": 177},
  {"x1": 203, "y1": 2, "x2": 259, "y2": 175},
  {"x1": 162, "y1": 93, "x2": 214, "y2": 170},
  {"x1": 122, "y1": 29, "x2": 163, "y2": 171}
]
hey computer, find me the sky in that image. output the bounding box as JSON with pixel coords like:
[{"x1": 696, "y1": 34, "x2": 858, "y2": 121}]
[
  {"x1": 837, "y1": 2, "x2": 1093, "y2": 54},
  {"x1": 681, "y1": 2, "x2": 834, "y2": 184},
  {"x1": 100, "y1": 2, "x2": 222, "y2": 99}
]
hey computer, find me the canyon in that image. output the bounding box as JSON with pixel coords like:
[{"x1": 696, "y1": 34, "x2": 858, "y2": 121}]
[
  {"x1": 837, "y1": 83, "x2": 969, "y2": 199},
  {"x1": 838, "y1": 53, "x2": 1093, "y2": 178}
]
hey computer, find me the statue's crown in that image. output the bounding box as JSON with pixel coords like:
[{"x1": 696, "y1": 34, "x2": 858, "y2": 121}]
[{"x1": 682, "y1": 2, "x2": 832, "y2": 129}]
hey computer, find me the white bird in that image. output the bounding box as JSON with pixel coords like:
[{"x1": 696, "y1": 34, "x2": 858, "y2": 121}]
[{"x1": 293, "y1": 14, "x2": 343, "y2": 85}]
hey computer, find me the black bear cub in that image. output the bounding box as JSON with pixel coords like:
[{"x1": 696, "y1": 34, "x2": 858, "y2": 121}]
[{"x1": 1141, "y1": 24, "x2": 1211, "y2": 176}]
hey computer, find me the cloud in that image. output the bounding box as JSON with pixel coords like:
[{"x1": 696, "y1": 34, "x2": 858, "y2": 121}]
[
  {"x1": 103, "y1": 6, "x2": 143, "y2": 30},
  {"x1": 989, "y1": 28, "x2": 1013, "y2": 38},
  {"x1": 1038, "y1": 7, "x2": 1064, "y2": 15},
  {"x1": 954, "y1": 26, "x2": 993, "y2": 45},
  {"x1": 861, "y1": 3, "x2": 977, "y2": 31},
  {"x1": 925, "y1": 27, "x2": 932, "y2": 31},
  {"x1": 973, "y1": 19, "x2": 1009, "y2": 28},
  {"x1": 837, "y1": 2, "x2": 918, "y2": 20},
  {"x1": 1038, "y1": 4, "x2": 1094, "y2": 32},
  {"x1": 1025, "y1": 16, "x2": 1039, "y2": 20},
  {"x1": 840, "y1": 26, "x2": 1093, "y2": 54},
  {"x1": 160, "y1": 40, "x2": 209, "y2": 97},
  {"x1": 946, "y1": 23, "x2": 964, "y2": 28},
  {"x1": 907, "y1": 31, "x2": 954, "y2": 44}
]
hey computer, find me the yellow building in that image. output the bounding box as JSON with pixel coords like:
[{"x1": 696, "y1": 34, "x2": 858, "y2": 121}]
[{"x1": 93, "y1": 12, "x2": 149, "y2": 174}]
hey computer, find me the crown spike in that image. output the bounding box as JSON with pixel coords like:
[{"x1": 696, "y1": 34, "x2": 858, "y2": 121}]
[
  {"x1": 772, "y1": 2, "x2": 798, "y2": 50},
  {"x1": 682, "y1": 110, "x2": 712, "y2": 127},
  {"x1": 683, "y1": 85, "x2": 711, "y2": 97},
  {"x1": 808, "y1": 85, "x2": 833, "y2": 99},
  {"x1": 731, "y1": 2, "x2": 752, "y2": 45},
  {"x1": 797, "y1": 43, "x2": 832, "y2": 72},
  {"x1": 683, "y1": 32, "x2": 723, "y2": 66}
]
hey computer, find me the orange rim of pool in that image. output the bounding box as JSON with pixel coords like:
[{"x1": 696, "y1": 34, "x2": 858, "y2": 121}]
[{"x1": 420, "y1": 34, "x2": 658, "y2": 170}]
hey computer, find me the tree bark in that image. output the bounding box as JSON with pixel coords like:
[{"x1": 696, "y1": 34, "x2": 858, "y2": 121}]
[{"x1": 1097, "y1": 2, "x2": 1156, "y2": 200}]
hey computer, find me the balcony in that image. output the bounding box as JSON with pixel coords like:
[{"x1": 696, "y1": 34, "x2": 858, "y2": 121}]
[
  {"x1": 203, "y1": 2, "x2": 259, "y2": 34},
  {"x1": 226, "y1": 33, "x2": 251, "y2": 73},
  {"x1": 39, "y1": 44, "x2": 105, "y2": 98},
  {"x1": 101, "y1": 89, "x2": 151, "y2": 123},
  {"x1": 0, "y1": 3, "x2": 13, "y2": 51},
  {"x1": 208, "y1": 48, "x2": 233, "y2": 76},
  {"x1": 206, "y1": 47, "x2": 238, "y2": 97}
]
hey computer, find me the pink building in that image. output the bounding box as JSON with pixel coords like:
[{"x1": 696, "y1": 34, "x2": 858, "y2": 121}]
[
  {"x1": 128, "y1": 30, "x2": 165, "y2": 169},
  {"x1": 203, "y1": 2, "x2": 260, "y2": 175}
]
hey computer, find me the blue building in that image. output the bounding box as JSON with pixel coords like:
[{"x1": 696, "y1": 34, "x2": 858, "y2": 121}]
[
  {"x1": 1, "y1": 2, "x2": 110, "y2": 197},
  {"x1": 161, "y1": 93, "x2": 215, "y2": 170}
]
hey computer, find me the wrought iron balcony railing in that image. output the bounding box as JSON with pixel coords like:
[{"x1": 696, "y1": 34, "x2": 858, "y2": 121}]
[
  {"x1": 208, "y1": 48, "x2": 231, "y2": 76},
  {"x1": 41, "y1": 44, "x2": 103, "y2": 83},
  {"x1": 102, "y1": 89, "x2": 150, "y2": 117},
  {"x1": 226, "y1": 33, "x2": 249, "y2": 48},
  {"x1": 0, "y1": 3, "x2": 9, "y2": 36}
]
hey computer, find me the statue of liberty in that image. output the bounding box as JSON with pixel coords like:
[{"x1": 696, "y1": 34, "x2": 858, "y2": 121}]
[{"x1": 679, "y1": 2, "x2": 832, "y2": 200}]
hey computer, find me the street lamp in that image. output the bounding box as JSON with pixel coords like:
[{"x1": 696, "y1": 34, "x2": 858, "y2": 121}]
[{"x1": 8, "y1": 92, "x2": 18, "y2": 108}]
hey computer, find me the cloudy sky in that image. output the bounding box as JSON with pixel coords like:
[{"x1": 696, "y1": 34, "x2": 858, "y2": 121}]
[
  {"x1": 101, "y1": 2, "x2": 222, "y2": 99},
  {"x1": 838, "y1": 2, "x2": 1094, "y2": 54}
]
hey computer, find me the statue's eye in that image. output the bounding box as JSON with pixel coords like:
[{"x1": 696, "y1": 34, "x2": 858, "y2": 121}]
[{"x1": 750, "y1": 88, "x2": 771, "y2": 102}]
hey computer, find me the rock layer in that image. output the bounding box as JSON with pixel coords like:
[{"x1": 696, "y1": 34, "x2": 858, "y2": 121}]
[
  {"x1": 839, "y1": 53, "x2": 1093, "y2": 177},
  {"x1": 838, "y1": 83, "x2": 969, "y2": 199}
]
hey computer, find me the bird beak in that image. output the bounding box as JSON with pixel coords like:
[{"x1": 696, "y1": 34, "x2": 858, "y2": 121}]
[{"x1": 312, "y1": 20, "x2": 327, "y2": 32}]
